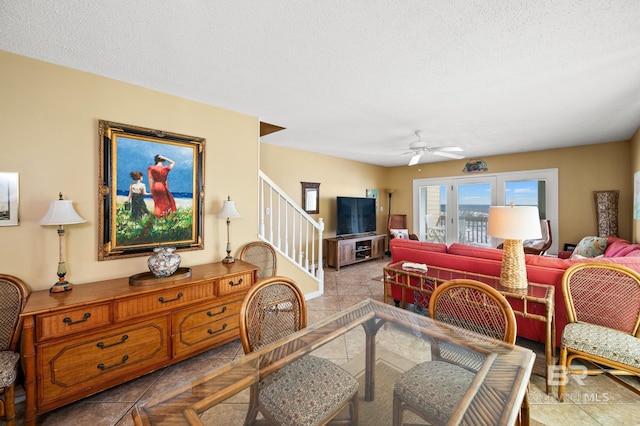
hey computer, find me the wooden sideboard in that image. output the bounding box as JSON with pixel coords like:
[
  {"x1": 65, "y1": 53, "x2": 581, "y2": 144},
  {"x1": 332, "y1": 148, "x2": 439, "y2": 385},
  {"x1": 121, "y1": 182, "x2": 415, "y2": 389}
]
[{"x1": 19, "y1": 261, "x2": 258, "y2": 425}]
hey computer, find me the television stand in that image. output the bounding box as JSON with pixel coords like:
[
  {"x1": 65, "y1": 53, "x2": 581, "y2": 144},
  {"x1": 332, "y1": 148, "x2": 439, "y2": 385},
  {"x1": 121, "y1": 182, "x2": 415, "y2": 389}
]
[{"x1": 325, "y1": 234, "x2": 386, "y2": 270}]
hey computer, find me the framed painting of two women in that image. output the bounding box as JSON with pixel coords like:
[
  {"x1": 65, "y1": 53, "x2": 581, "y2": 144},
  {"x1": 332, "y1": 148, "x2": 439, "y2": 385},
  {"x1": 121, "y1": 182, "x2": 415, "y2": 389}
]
[{"x1": 98, "y1": 120, "x2": 205, "y2": 260}]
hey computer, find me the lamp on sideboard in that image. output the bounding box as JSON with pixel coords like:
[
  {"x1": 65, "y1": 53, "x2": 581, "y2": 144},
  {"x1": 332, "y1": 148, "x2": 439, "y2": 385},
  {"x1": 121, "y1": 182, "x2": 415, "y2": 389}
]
[
  {"x1": 487, "y1": 204, "x2": 541, "y2": 290},
  {"x1": 39, "y1": 192, "x2": 86, "y2": 293},
  {"x1": 217, "y1": 196, "x2": 241, "y2": 264}
]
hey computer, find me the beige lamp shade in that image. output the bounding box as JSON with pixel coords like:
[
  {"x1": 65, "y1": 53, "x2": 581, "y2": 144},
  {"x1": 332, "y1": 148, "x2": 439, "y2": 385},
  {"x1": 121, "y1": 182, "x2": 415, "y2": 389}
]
[
  {"x1": 488, "y1": 205, "x2": 541, "y2": 290},
  {"x1": 39, "y1": 199, "x2": 86, "y2": 226},
  {"x1": 487, "y1": 206, "x2": 541, "y2": 240},
  {"x1": 216, "y1": 198, "x2": 241, "y2": 219}
]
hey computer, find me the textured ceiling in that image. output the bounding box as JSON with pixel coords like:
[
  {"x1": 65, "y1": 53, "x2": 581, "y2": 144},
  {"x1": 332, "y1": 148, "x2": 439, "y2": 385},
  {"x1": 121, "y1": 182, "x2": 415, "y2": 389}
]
[{"x1": 2, "y1": 1, "x2": 640, "y2": 167}]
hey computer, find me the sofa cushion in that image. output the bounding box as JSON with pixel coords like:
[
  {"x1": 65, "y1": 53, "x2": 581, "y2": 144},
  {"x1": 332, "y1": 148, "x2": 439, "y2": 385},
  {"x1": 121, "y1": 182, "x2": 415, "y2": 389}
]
[
  {"x1": 448, "y1": 243, "x2": 504, "y2": 261},
  {"x1": 604, "y1": 237, "x2": 640, "y2": 257},
  {"x1": 390, "y1": 228, "x2": 410, "y2": 239},
  {"x1": 390, "y1": 238, "x2": 448, "y2": 255},
  {"x1": 571, "y1": 236, "x2": 608, "y2": 258}
]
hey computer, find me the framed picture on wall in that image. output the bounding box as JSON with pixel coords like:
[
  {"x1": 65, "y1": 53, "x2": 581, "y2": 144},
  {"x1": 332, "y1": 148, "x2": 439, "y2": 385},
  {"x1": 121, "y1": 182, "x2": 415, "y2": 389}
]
[
  {"x1": 98, "y1": 120, "x2": 205, "y2": 260},
  {"x1": 0, "y1": 172, "x2": 19, "y2": 226}
]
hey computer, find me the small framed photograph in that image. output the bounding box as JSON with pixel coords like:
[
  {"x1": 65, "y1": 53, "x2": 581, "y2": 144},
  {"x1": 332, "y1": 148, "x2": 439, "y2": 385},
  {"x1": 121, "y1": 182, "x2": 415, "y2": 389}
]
[
  {"x1": 98, "y1": 120, "x2": 205, "y2": 260},
  {"x1": 0, "y1": 172, "x2": 19, "y2": 226}
]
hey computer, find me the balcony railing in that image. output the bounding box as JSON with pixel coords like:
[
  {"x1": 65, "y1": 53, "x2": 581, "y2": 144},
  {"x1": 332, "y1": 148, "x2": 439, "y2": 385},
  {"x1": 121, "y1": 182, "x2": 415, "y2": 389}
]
[{"x1": 459, "y1": 213, "x2": 489, "y2": 246}]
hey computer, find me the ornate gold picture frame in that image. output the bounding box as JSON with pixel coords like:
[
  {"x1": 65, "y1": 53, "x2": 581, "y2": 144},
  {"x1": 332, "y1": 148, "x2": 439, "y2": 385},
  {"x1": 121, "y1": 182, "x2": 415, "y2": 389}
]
[{"x1": 98, "y1": 120, "x2": 205, "y2": 260}]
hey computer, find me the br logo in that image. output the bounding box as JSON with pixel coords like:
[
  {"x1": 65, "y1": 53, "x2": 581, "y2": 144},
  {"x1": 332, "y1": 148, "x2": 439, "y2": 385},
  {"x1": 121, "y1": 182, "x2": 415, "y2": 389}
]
[{"x1": 548, "y1": 365, "x2": 587, "y2": 386}]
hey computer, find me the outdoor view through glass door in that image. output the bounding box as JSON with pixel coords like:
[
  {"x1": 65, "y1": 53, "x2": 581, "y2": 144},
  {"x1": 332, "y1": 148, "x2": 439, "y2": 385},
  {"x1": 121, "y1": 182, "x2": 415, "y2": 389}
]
[
  {"x1": 458, "y1": 181, "x2": 492, "y2": 247},
  {"x1": 414, "y1": 169, "x2": 558, "y2": 254}
]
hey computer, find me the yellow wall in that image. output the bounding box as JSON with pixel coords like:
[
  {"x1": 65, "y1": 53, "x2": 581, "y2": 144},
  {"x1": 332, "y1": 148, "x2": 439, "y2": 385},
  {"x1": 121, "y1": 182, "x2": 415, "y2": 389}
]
[
  {"x1": 384, "y1": 142, "x2": 632, "y2": 247},
  {"x1": 0, "y1": 51, "x2": 260, "y2": 292},
  {"x1": 264, "y1": 140, "x2": 635, "y2": 251},
  {"x1": 260, "y1": 143, "x2": 389, "y2": 235},
  {"x1": 3, "y1": 50, "x2": 637, "y2": 294}
]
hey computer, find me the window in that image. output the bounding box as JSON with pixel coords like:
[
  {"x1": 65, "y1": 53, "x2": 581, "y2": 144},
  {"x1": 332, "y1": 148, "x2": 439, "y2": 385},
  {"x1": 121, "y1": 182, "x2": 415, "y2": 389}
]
[{"x1": 413, "y1": 169, "x2": 558, "y2": 254}]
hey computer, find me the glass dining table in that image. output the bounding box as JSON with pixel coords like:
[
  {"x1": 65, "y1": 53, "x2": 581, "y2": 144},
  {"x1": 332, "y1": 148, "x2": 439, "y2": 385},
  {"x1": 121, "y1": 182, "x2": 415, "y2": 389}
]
[{"x1": 131, "y1": 298, "x2": 535, "y2": 425}]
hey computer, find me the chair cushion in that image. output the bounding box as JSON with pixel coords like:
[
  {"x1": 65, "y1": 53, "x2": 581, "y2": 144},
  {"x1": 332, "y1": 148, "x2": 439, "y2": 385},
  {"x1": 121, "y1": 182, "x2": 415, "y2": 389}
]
[
  {"x1": 259, "y1": 355, "x2": 358, "y2": 426},
  {"x1": 562, "y1": 323, "x2": 640, "y2": 369},
  {"x1": 390, "y1": 228, "x2": 410, "y2": 239},
  {"x1": 394, "y1": 360, "x2": 474, "y2": 424},
  {"x1": 0, "y1": 351, "x2": 20, "y2": 387}
]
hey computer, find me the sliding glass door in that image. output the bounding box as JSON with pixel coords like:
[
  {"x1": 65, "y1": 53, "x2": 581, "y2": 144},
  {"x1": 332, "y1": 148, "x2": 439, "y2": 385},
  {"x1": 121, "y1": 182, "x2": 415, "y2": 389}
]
[
  {"x1": 414, "y1": 169, "x2": 558, "y2": 253},
  {"x1": 417, "y1": 183, "x2": 447, "y2": 243}
]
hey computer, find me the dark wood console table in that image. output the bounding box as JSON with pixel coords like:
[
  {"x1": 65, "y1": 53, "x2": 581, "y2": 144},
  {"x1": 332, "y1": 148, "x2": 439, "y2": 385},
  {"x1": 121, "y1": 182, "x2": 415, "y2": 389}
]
[
  {"x1": 325, "y1": 234, "x2": 385, "y2": 270},
  {"x1": 20, "y1": 261, "x2": 258, "y2": 426}
]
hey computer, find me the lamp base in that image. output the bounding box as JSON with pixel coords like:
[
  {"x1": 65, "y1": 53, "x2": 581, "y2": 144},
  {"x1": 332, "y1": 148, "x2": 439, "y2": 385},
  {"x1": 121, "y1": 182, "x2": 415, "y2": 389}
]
[
  {"x1": 50, "y1": 280, "x2": 73, "y2": 293},
  {"x1": 222, "y1": 256, "x2": 236, "y2": 264},
  {"x1": 499, "y1": 239, "x2": 528, "y2": 290}
]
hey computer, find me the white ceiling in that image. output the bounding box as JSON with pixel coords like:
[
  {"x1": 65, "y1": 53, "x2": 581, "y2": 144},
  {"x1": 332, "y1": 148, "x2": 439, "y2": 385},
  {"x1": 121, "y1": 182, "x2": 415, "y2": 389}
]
[{"x1": 2, "y1": 1, "x2": 640, "y2": 167}]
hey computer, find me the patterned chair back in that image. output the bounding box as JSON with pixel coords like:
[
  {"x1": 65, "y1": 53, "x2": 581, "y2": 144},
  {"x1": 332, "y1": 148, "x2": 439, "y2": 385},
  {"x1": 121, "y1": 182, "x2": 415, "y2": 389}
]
[
  {"x1": 563, "y1": 263, "x2": 640, "y2": 335},
  {"x1": 239, "y1": 276, "x2": 306, "y2": 354},
  {"x1": 239, "y1": 241, "x2": 277, "y2": 280},
  {"x1": 429, "y1": 279, "x2": 517, "y2": 344},
  {"x1": 0, "y1": 275, "x2": 30, "y2": 352}
]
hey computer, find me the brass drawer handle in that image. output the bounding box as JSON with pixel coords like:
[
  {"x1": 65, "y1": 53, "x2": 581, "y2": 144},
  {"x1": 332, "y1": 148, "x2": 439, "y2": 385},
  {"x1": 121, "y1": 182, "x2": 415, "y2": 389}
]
[
  {"x1": 158, "y1": 292, "x2": 183, "y2": 304},
  {"x1": 207, "y1": 323, "x2": 228, "y2": 335},
  {"x1": 63, "y1": 313, "x2": 91, "y2": 325},
  {"x1": 207, "y1": 306, "x2": 227, "y2": 317},
  {"x1": 97, "y1": 355, "x2": 129, "y2": 370},
  {"x1": 229, "y1": 278, "x2": 243, "y2": 287},
  {"x1": 97, "y1": 334, "x2": 128, "y2": 349}
]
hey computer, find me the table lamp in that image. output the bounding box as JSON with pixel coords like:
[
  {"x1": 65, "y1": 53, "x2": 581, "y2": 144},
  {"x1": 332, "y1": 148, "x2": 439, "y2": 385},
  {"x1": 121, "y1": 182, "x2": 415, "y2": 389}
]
[
  {"x1": 39, "y1": 192, "x2": 86, "y2": 292},
  {"x1": 487, "y1": 204, "x2": 541, "y2": 290},
  {"x1": 217, "y1": 196, "x2": 241, "y2": 264}
]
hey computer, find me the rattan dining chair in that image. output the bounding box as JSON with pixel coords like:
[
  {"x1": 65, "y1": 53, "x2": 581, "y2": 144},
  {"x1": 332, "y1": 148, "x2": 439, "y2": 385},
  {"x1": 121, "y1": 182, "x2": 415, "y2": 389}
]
[
  {"x1": 393, "y1": 279, "x2": 530, "y2": 426},
  {"x1": 0, "y1": 274, "x2": 30, "y2": 426},
  {"x1": 239, "y1": 241, "x2": 277, "y2": 280},
  {"x1": 558, "y1": 263, "x2": 640, "y2": 402},
  {"x1": 239, "y1": 276, "x2": 358, "y2": 426}
]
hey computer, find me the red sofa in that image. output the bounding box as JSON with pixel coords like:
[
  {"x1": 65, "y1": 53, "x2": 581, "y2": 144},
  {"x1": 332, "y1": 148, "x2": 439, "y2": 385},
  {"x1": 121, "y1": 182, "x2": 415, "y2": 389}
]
[{"x1": 389, "y1": 237, "x2": 640, "y2": 347}]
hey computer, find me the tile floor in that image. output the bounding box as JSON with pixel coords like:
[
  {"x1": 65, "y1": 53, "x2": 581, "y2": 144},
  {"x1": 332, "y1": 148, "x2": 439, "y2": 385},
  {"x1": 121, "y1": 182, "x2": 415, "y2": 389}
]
[{"x1": 8, "y1": 257, "x2": 640, "y2": 425}]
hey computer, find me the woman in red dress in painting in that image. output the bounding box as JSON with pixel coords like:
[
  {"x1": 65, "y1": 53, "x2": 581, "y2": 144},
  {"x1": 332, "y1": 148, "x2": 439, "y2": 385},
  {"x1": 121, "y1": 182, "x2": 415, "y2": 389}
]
[{"x1": 148, "y1": 154, "x2": 177, "y2": 218}]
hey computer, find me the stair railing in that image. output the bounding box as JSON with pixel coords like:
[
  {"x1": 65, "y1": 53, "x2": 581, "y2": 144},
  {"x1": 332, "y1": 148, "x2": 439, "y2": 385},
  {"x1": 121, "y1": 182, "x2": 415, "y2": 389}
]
[{"x1": 258, "y1": 171, "x2": 324, "y2": 296}]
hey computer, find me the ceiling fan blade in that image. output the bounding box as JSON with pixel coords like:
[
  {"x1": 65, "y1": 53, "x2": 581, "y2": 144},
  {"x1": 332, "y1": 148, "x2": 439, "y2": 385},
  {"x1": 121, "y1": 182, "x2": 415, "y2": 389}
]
[
  {"x1": 408, "y1": 153, "x2": 422, "y2": 166},
  {"x1": 433, "y1": 151, "x2": 465, "y2": 159},
  {"x1": 436, "y1": 146, "x2": 463, "y2": 152}
]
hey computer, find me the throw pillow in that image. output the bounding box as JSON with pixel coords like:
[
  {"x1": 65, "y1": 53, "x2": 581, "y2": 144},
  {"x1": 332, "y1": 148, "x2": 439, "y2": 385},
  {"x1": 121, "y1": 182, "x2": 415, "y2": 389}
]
[
  {"x1": 390, "y1": 228, "x2": 410, "y2": 239},
  {"x1": 570, "y1": 236, "x2": 608, "y2": 259}
]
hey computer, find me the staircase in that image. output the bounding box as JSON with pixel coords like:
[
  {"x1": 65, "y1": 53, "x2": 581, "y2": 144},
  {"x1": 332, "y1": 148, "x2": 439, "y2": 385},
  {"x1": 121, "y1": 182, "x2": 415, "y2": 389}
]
[{"x1": 258, "y1": 171, "x2": 324, "y2": 297}]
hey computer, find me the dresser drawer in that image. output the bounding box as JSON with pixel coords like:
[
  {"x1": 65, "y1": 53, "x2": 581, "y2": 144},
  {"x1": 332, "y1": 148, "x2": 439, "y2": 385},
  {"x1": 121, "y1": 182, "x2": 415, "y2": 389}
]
[
  {"x1": 173, "y1": 315, "x2": 240, "y2": 357},
  {"x1": 114, "y1": 281, "x2": 215, "y2": 321},
  {"x1": 38, "y1": 316, "x2": 170, "y2": 407},
  {"x1": 217, "y1": 272, "x2": 254, "y2": 296},
  {"x1": 174, "y1": 295, "x2": 242, "y2": 331},
  {"x1": 172, "y1": 295, "x2": 243, "y2": 356},
  {"x1": 36, "y1": 303, "x2": 112, "y2": 342}
]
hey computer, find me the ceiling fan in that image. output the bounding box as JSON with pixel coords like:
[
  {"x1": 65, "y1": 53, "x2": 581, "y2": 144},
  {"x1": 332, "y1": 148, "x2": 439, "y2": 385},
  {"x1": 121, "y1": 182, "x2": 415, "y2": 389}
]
[{"x1": 406, "y1": 131, "x2": 464, "y2": 165}]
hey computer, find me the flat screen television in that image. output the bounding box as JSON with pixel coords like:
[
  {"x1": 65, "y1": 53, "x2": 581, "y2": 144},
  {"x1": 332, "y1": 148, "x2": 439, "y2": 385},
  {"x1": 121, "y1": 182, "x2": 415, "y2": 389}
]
[{"x1": 336, "y1": 196, "x2": 377, "y2": 237}]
